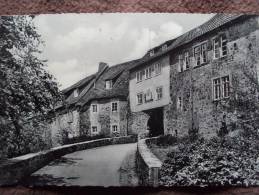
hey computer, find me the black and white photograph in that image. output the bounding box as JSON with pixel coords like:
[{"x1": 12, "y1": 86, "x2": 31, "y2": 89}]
[{"x1": 1, "y1": 12, "x2": 259, "y2": 189}]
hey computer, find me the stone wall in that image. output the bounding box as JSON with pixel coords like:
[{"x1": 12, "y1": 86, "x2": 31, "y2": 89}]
[
  {"x1": 167, "y1": 16, "x2": 259, "y2": 138},
  {"x1": 128, "y1": 111, "x2": 150, "y2": 136},
  {"x1": 79, "y1": 106, "x2": 91, "y2": 136},
  {"x1": 87, "y1": 98, "x2": 130, "y2": 137},
  {"x1": 0, "y1": 135, "x2": 137, "y2": 186},
  {"x1": 50, "y1": 109, "x2": 80, "y2": 146},
  {"x1": 136, "y1": 137, "x2": 162, "y2": 187}
]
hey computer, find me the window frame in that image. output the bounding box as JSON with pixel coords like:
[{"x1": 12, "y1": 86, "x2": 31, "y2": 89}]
[
  {"x1": 92, "y1": 104, "x2": 98, "y2": 113},
  {"x1": 91, "y1": 126, "x2": 98, "y2": 134},
  {"x1": 145, "y1": 66, "x2": 154, "y2": 79},
  {"x1": 212, "y1": 75, "x2": 231, "y2": 101},
  {"x1": 67, "y1": 111, "x2": 73, "y2": 123},
  {"x1": 178, "y1": 54, "x2": 184, "y2": 72},
  {"x1": 156, "y1": 86, "x2": 163, "y2": 100},
  {"x1": 154, "y1": 63, "x2": 162, "y2": 75},
  {"x1": 184, "y1": 51, "x2": 190, "y2": 70},
  {"x1": 73, "y1": 89, "x2": 79, "y2": 97},
  {"x1": 149, "y1": 50, "x2": 155, "y2": 57},
  {"x1": 136, "y1": 70, "x2": 144, "y2": 83},
  {"x1": 221, "y1": 35, "x2": 228, "y2": 57},
  {"x1": 162, "y1": 44, "x2": 167, "y2": 51},
  {"x1": 111, "y1": 101, "x2": 119, "y2": 112},
  {"x1": 221, "y1": 76, "x2": 230, "y2": 98},
  {"x1": 105, "y1": 80, "x2": 113, "y2": 89},
  {"x1": 111, "y1": 124, "x2": 119, "y2": 133},
  {"x1": 137, "y1": 92, "x2": 143, "y2": 105},
  {"x1": 213, "y1": 34, "x2": 228, "y2": 59},
  {"x1": 144, "y1": 89, "x2": 153, "y2": 102},
  {"x1": 193, "y1": 41, "x2": 208, "y2": 66},
  {"x1": 177, "y1": 96, "x2": 183, "y2": 111}
]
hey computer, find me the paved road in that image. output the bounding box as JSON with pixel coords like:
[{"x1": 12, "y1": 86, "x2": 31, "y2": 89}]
[{"x1": 22, "y1": 143, "x2": 137, "y2": 187}]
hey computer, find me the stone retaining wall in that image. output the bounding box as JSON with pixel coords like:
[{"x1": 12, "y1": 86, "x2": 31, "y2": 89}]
[
  {"x1": 136, "y1": 137, "x2": 162, "y2": 187},
  {"x1": 0, "y1": 135, "x2": 137, "y2": 186}
]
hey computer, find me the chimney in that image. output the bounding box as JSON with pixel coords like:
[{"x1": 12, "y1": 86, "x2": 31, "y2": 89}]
[{"x1": 98, "y1": 62, "x2": 108, "y2": 72}]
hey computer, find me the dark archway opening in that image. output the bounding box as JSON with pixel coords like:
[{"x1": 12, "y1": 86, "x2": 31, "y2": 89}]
[{"x1": 146, "y1": 107, "x2": 164, "y2": 137}]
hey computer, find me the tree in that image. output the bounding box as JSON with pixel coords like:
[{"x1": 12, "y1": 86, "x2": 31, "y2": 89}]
[{"x1": 0, "y1": 16, "x2": 62, "y2": 158}]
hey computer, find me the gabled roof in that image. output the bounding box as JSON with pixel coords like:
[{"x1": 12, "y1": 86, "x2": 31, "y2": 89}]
[
  {"x1": 130, "y1": 14, "x2": 243, "y2": 71},
  {"x1": 77, "y1": 59, "x2": 140, "y2": 106},
  {"x1": 62, "y1": 74, "x2": 95, "y2": 94}
]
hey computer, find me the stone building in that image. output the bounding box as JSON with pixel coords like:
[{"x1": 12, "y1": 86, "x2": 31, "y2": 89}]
[
  {"x1": 129, "y1": 14, "x2": 259, "y2": 138},
  {"x1": 51, "y1": 14, "x2": 259, "y2": 143},
  {"x1": 128, "y1": 40, "x2": 173, "y2": 136},
  {"x1": 50, "y1": 60, "x2": 139, "y2": 145}
]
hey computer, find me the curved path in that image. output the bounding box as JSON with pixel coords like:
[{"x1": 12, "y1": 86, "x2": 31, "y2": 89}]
[{"x1": 22, "y1": 143, "x2": 137, "y2": 187}]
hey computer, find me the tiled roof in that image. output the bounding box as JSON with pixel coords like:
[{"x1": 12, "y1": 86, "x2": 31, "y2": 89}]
[
  {"x1": 76, "y1": 59, "x2": 140, "y2": 106},
  {"x1": 130, "y1": 14, "x2": 243, "y2": 71},
  {"x1": 62, "y1": 74, "x2": 95, "y2": 94}
]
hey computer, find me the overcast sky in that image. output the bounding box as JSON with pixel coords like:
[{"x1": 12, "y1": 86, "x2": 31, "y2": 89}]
[{"x1": 34, "y1": 13, "x2": 214, "y2": 89}]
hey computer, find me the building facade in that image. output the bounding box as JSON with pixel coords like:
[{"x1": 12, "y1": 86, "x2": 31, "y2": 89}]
[
  {"x1": 128, "y1": 14, "x2": 259, "y2": 138},
  {"x1": 129, "y1": 51, "x2": 171, "y2": 136},
  {"x1": 49, "y1": 60, "x2": 140, "y2": 145},
  {"x1": 50, "y1": 14, "x2": 259, "y2": 144}
]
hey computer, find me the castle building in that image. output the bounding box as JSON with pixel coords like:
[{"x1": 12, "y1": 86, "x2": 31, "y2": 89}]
[
  {"x1": 50, "y1": 60, "x2": 140, "y2": 145},
  {"x1": 128, "y1": 14, "x2": 259, "y2": 138},
  {"x1": 50, "y1": 14, "x2": 259, "y2": 144}
]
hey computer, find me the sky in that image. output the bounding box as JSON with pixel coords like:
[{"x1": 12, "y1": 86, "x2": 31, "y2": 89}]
[{"x1": 34, "y1": 13, "x2": 214, "y2": 90}]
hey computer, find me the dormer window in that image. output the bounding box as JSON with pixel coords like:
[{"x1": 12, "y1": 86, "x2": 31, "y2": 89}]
[
  {"x1": 162, "y1": 44, "x2": 167, "y2": 51},
  {"x1": 105, "y1": 80, "x2": 113, "y2": 89},
  {"x1": 73, "y1": 89, "x2": 79, "y2": 97},
  {"x1": 149, "y1": 50, "x2": 154, "y2": 57}
]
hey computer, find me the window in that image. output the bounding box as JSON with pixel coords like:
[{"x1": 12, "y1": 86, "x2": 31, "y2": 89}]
[
  {"x1": 213, "y1": 78, "x2": 221, "y2": 100},
  {"x1": 105, "y1": 80, "x2": 113, "y2": 89},
  {"x1": 213, "y1": 35, "x2": 228, "y2": 59},
  {"x1": 92, "y1": 126, "x2": 98, "y2": 133},
  {"x1": 221, "y1": 35, "x2": 227, "y2": 57},
  {"x1": 111, "y1": 125, "x2": 118, "y2": 132},
  {"x1": 162, "y1": 44, "x2": 167, "y2": 51},
  {"x1": 73, "y1": 89, "x2": 79, "y2": 97},
  {"x1": 213, "y1": 38, "x2": 220, "y2": 59},
  {"x1": 145, "y1": 66, "x2": 153, "y2": 79},
  {"x1": 178, "y1": 55, "x2": 184, "y2": 72},
  {"x1": 136, "y1": 71, "x2": 144, "y2": 82},
  {"x1": 194, "y1": 42, "x2": 207, "y2": 66},
  {"x1": 92, "y1": 104, "x2": 97, "y2": 112},
  {"x1": 111, "y1": 102, "x2": 118, "y2": 112},
  {"x1": 137, "y1": 93, "x2": 143, "y2": 105},
  {"x1": 177, "y1": 96, "x2": 183, "y2": 111},
  {"x1": 222, "y1": 76, "x2": 230, "y2": 98},
  {"x1": 184, "y1": 52, "x2": 190, "y2": 70},
  {"x1": 67, "y1": 111, "x2": 73, "y2": 123},
  {"x1": 213, "y1": 75, "x2": 230, "y2": 100},
  {"x1": 145, "y1": 89, "x2": 153, "y2": 102},
  {"x1": 154, "y1": 63, "x2": 162, "y2": 75},
  {"x1": 156, "y1": 87, "x2": 163, "y2": 100},
  {"x1": 149, "y1": 50, "x2": 154, "y2": 57}
]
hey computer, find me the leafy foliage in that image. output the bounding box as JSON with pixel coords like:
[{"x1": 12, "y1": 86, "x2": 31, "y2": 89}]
[
  {"x1": 0, "y1": 16, "x2": 62, "y2": 158},
  {"x1": 155, "y1": 134, "x2": 178, "y2": 146},
  {"x1": 159, "y1": 132, "x2": 259, "y2": 186}
]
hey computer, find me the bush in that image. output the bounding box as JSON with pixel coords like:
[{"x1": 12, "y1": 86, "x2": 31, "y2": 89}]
[
  {"x1": 159, "y1": 134, "x2": 259, "y2": 187},
  {"x1": 156, "y1": 134, "x2": 178, "y2": 146},
  {"x1": 0, "y1": 120, "x2": 52, "y2": 159}
]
